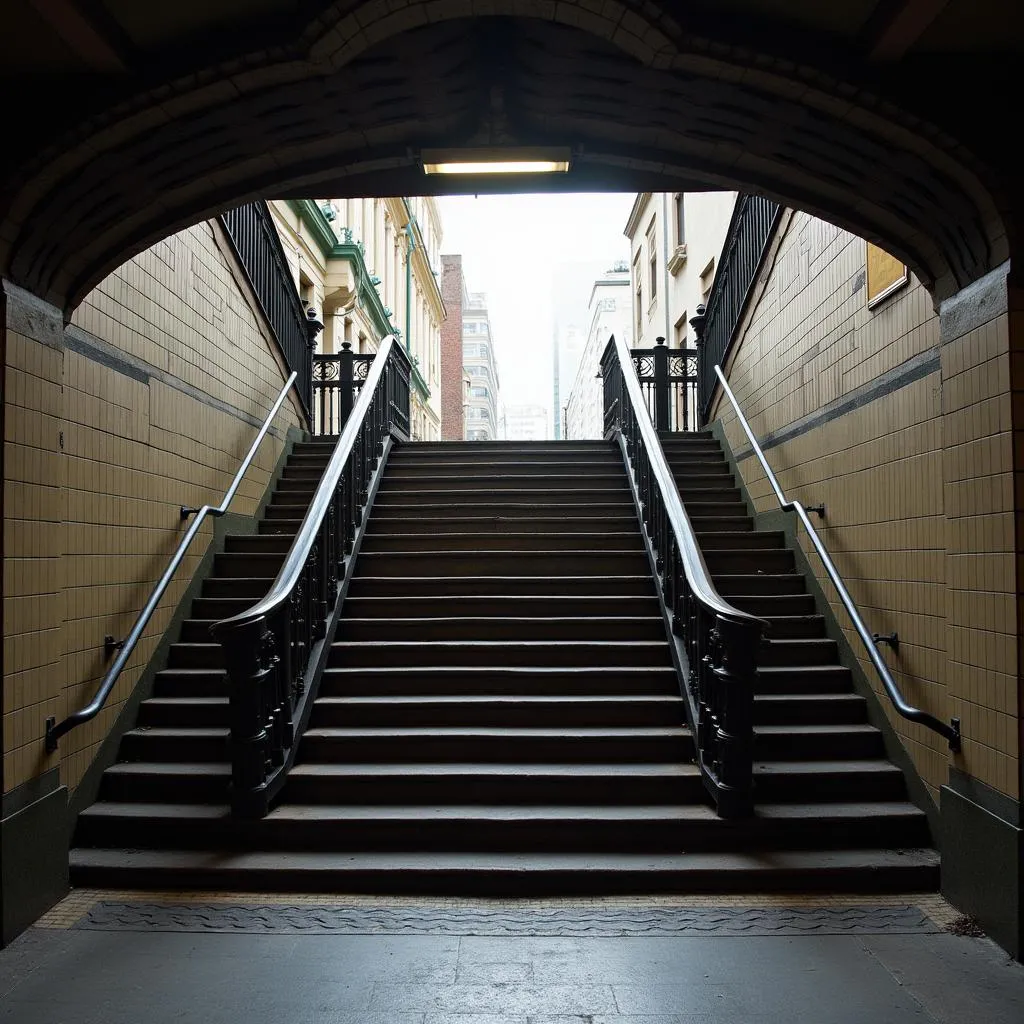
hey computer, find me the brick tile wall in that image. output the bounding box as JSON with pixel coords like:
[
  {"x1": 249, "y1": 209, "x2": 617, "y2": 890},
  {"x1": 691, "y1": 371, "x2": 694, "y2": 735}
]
[
  {"x1": 3, "y1": 220, "x2": 304, "y2": 794},
  {"x1": 711, "y1": 210, "x2": 1017, "y2": 804}
]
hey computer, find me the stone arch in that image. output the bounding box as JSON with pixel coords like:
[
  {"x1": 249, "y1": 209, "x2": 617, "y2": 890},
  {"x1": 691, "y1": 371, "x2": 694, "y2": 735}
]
[{"x1": 0, "y1": 1, "x2": 1011, "y2": 311}]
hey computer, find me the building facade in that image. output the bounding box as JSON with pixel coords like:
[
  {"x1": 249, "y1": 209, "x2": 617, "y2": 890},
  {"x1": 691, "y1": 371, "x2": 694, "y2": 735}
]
[
  {"x1": 270, "y1": 197, "x2": 445, "y2": 440},
  {"x1": 624, "y1": 191, "x2": 737, "y2": 349},
  {"x1": 504, "y1": 404, "x2": 550, "y2": 442},
  {"x1": 439, "y1": 254, "x2": 468, "y2": 440},
  {"x1": 564, "y1": 264, "x2": 633, "y2": 440},
  {"x1": 463, "y1": 292, "x2": 501, "y2": 441}
]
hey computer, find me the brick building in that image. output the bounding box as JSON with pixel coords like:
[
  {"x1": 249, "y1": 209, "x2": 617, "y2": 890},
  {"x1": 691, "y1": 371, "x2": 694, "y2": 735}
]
[{"x1": 440, "y1": 254, "x2": 467, "y2": 440}]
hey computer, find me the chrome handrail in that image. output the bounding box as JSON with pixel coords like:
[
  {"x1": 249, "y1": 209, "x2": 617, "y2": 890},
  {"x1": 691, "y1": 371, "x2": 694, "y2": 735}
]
[
  {"x1": 615, "y1": 336, "x2": 763, "y2": 628},
  {"x1": 713, "y1": 364, "x2": 961, "y2": 751},
  {"x1": 45, "y1": 371, "x2": 299, "y2": 751},
  {"x1": 212, "y1": 337, "x2": 400, "y2": 636}
]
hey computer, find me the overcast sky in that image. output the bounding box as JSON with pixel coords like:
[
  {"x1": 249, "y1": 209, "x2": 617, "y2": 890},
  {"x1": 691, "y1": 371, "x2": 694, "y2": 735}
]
[{"x1": 437, "y1": 193, "x2": 636, "y2": 412}]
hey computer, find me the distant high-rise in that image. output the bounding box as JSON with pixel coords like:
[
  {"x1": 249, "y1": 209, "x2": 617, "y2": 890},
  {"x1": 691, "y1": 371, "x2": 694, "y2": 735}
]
[
  {"x1": 564, "y1": 263, "x2": 633, "y2": 440},
  {"x1": 551, "y1": 259, "x2": 621, "y2": 438},
  {"x1": 463, "y1": 292, "x2": 501, "y2": 441},
  {"x1": 504, "y1": 403, "x2": 550, "y2": 442}
]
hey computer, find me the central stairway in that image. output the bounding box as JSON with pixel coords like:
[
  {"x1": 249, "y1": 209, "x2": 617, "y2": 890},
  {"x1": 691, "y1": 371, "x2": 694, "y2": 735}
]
[{"x1": 71, "y1": 439, "x2": 938, "y2": 892}]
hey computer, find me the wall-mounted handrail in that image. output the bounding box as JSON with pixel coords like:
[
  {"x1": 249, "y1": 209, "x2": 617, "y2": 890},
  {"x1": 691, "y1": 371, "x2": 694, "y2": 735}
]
[
  {"x1": 45, "y1": 371, "x2": 299, "y2": 752},
  {"x1": 713, "y1": 365, "x2": 961, "y2": 752},
  {"x1": 602, "y1": 334, "x2": 766, "y2": 817}
]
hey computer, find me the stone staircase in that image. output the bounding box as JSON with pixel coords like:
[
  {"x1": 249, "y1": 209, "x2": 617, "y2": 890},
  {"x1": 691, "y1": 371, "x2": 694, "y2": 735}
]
[{"x1": 70, "y1": 439, "x2": 938, "y2": 892}]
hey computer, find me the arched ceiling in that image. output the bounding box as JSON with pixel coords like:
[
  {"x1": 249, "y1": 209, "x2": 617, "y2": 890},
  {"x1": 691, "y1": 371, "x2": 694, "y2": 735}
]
[{"x1": 0, "y1": 0, "x2": 1020, "y2": 310}]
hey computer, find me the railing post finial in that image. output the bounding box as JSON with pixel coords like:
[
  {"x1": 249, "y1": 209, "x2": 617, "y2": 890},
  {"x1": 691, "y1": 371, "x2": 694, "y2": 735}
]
[{"x1": 690, "y1": 304, "x2": 708, "y2": 423}]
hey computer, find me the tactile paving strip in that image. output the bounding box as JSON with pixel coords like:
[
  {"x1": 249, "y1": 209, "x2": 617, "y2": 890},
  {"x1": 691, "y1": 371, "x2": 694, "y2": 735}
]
[{"x1": 75, "y1": 901, "x2": 940, "y2": 936}]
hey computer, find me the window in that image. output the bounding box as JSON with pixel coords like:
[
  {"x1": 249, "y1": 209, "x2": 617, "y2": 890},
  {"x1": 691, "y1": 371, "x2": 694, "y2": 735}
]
[
  {"x1": 646, "y1": 219, "x2": 657, "y2": 302},
  {"x1": 674, "y1": 193, "x2": 685, "y2": 246},
  {"x1": 674, "y1": 311, "x2": 688, "y2": 348},
  {"x1": 632, "y1": 251, "x2": 642, "y2": 338},
  {"x1": 700, "y1": 259, "x2": 715, "y2": 305},
  {"x1": 470, "y1": 385, "x2": 489, "y2": 398}
]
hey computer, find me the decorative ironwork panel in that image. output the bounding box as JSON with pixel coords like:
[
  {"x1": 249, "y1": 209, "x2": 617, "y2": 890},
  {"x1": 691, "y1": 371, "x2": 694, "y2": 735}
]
[
  {"x1": 698, "y1": 194, "x2": 782, "y2": 422},
  {"x1": 219, "y1": 201, "x2": 312, "y2": 415}
]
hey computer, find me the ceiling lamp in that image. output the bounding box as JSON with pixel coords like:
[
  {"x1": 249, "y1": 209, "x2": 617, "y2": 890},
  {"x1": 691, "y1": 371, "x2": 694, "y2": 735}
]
[{"x1": 421, "y1": 147, "x2": 571, "y2": 175}]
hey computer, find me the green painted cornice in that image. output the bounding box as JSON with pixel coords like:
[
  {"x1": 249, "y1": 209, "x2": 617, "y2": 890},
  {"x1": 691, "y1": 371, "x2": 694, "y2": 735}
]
[
  {"x1": 286, "y1": 199, "x2": 430, "y2": 401},
  {"x1": 288, "y1": 199, "x2": 339, "y2": 256}
]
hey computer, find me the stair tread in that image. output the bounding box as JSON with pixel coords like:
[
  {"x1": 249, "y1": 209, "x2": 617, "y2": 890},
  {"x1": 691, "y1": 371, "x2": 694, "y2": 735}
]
[
  {"x1": 315, "y1": 695, "x2": 680, "y2": 706},
  {"x1": 304, "y1": 726, "x2": 690, "y2": 738},
  {"x1": 289, "y1": 762, "x2": 699, "y2": 777},
  {"x1": 104, "y1": 761, "x2": 229, "y2": 776},
  {"x1": 69, "y1": 847, "x2": 941, "y2": 875},
  {"x1": 80, "y1": 800, "x2": 924, "y2": 823},
  {"x1": 754, "y1": 724, "x2": 879, "y2": 734},
  {"x1": 126, "y1": 727, "x2": 228, "y2": 738},
  {"x1": 754, "y1": 759, "x2": 902, "y2": 773}
]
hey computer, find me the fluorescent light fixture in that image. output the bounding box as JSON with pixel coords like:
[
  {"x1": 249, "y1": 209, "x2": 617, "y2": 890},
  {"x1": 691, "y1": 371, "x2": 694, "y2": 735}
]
[{"x1": 421, "y1": 147, "x2": 571, "y2": 175}]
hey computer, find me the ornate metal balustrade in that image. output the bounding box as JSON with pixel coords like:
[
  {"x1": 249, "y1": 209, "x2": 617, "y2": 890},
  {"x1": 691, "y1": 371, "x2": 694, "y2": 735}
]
[
  {"x1": 212, "y1": 336, "x2": 411, "y2": 817},
  {"x1": 219, "y1": 200, "x2": 318, "y2": 415},
  {"x1": 602, "y1": 334, "x2": 765, "y2": 817},
  {"x1": 312, "y1": 344, "x2": 375, "y2": 435},
  {"x1": 630, "y1": 338, "x2": 699, "y2": 433},
  {"x1": 698, "y1": 194, "x2": 782, "y2": 422}
]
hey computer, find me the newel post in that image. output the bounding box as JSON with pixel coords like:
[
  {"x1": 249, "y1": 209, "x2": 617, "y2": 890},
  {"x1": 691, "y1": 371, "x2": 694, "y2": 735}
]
[
  {"x1": 216, "y1": 619, "x2": 276, "y2": 817},
  {"x1": 338, "y1": 341, "x2": 354, "y2": 429},
  {"x1": 653, "y1": 337, "x2": 670, "y2": 432},
  {"x1": 689, "y1": 304, "x2": 708, "y2": 425},
  {"x1": 710, "y1": 614, "x2": 757, "y2": 818}
]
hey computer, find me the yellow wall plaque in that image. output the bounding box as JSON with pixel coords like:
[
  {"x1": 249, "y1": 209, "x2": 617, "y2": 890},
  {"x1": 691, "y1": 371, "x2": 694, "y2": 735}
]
[{"x1": 866, "y1": 241, "x2": 908, "y2": 308}]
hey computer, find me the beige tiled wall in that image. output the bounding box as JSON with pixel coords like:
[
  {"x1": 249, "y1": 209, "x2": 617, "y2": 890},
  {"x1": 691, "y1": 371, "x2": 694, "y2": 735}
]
[
  {"x1": 711, "y1": 210, "x2": 1017, "y2": 804},
  {"x1": 3, "y1": 220, "x2": 304, "y2": 795}
]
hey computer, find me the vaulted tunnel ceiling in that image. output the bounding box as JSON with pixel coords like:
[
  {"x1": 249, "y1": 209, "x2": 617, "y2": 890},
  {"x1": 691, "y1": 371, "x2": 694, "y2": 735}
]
[{"x1": 1, "y1": 1, "x2": 1020, "y2": 310}]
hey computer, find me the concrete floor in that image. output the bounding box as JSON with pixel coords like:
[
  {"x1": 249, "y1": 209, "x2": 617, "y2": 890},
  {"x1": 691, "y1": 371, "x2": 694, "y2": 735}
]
[{"x1": 2, "y1": 896, "x2": 1023, "y2": 1024}]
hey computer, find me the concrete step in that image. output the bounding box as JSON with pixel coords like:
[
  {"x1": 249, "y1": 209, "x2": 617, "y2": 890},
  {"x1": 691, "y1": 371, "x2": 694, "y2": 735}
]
[
  {"x1": 328, "y1": 639, "x2": 673, "y2": 669},
  {"x1": 755, "y1": 665, "x2": 853, "y2": 694},
  {"x1": 69, "y1": 847, "x2": 940, "y2": 895},
  {"x1": 703, "y1": 548, "x2": 795, "y2": 574},
  {"x1": 74, "y1": 800, "x2": 930, "y2": 853},
  {"x1": 758, "y1": 637, "x2": 839, "y2": 667},
  {"x1": 98, "y1": 761, "x2": 230, "y2": 802},
  {"x1": 340, "y1": 595, "x2": 662, "y2": 620},
  {"x1": 334, "y1": 616, "x2": 667, "y2": 643},
  {"x1": 365, "y1": 516, "x2": 641, "y2": 536},
  {"x1": 370, "y1": 501, "x2": 636, "y2": 518},
  {"x1": 284, "y1": 761, "x2": 703, "y2": 805},
  {"x1": 696, "y1": 531, "x2": 785, "y2": 550},
  {"x1": 359, "y1": 532, "x2": 645, "y2": 553},
  {"x1": 300, "y1": 726, "x2": 693, "y2": 763},
  {"x1": 119, "y1": 727, "x2": 229, "y2": 762},
  {"x1": 353, "y1": 550, "x2": 650, "y2": 577},
  {"x1": 309, "y1": 694, "x2": 685, "y2": 728},
  {"x1": 715, "y1": 573, "x2": 806, "y2": 595},
  {"x1": 348, "y1": 576, "x2": 658, "y2": 598},
  {"x1": 753, "y1": 693, "x2": 866, "y2": 726},
  {"x1": 319, "y1": 665, "x2": 680, "y2": 697}
]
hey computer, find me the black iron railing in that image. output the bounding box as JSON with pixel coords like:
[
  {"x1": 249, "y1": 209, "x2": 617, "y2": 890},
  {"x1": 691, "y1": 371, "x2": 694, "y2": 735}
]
[
  {"x1": 212, "y1": 336, "x2": 411, "y2": 817},
  {"x1": 312, "y1": 344, "x2": 375, "y2": 436},
  {"x1": 220, "y1": 200, "x2": 317, "y2": 415},
  {"x1": 602, "y1": 334, "x2": 765, "y2": 817},
  {"x1": 631, "y1": 338, "x2": 699, "y2": 433},
  {"x1": 698, "y1": 194, "x2": 782, "y2": 422}
]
